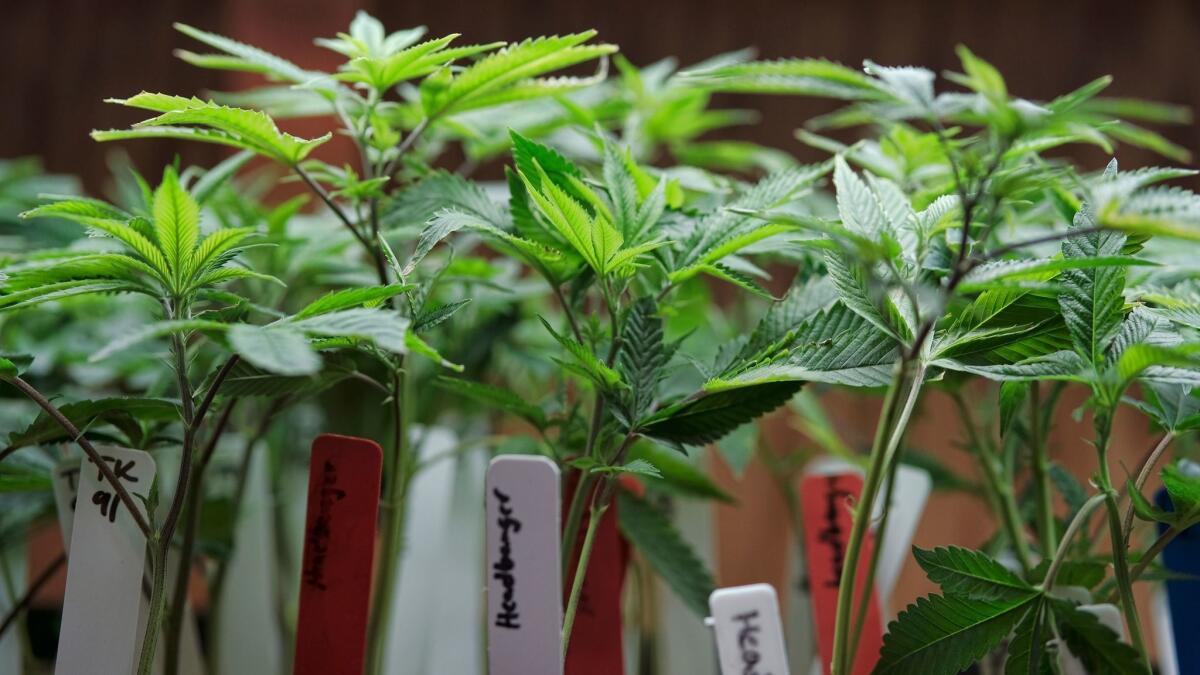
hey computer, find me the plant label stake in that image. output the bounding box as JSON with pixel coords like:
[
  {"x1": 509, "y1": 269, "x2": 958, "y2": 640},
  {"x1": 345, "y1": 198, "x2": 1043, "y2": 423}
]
[
  {"x1": 55, "y1": 446, "x2": 155, "y2": 675},
  {"x1": 1154, "y1": 485, "x2": 1198, "y2": 675},
  {"x1": 51, "y1": 458, "x2": 82, "y2": 552},
  {"x1": 563, "y1": 479, "x2": 630, "y2": 675},
  {"x1": 874, "y1": 464, "x2": 931, "y2": 604},
  {"x1": 292, "y1": 434, "x2": 382, "y2": 675},
  {"x1": 486, "y1": 455, "x2": 562, "y2": 675},
  {"x1": 1058, "y1": 604, "x2": 1125, "y2": 675},
  {"x1": 800, "y1": 468, "x2": 884, "y2": 675},
  {"x1": 708, "y1": 583, "x2": 789, "y2": 675}
]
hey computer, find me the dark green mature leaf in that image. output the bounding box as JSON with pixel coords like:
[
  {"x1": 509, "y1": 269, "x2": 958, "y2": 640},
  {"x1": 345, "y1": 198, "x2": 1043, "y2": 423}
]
[
  {"x1": 413, "y1": 299, "x2": 470, "y2": 333},
  {"x1": 998, "y1": 381, "x2": 1029, "y2": 437},
  {"x1": 1161, "y1": 462, "x2": 1200, "y2": 515},
  {"x1": 625, "y1": 442, "x2": 733, "y2": 502},
  {"x1": 228, "y1": 324, "x2": 320, "y2": 376},
  {"x1": 913, "y1": 546, "x2": 1033, "y2": 601},
  {"x1": 434, "y1": 376, "x2": 546, "y2": 430},
  {"x1": 6, "y1": 397, "x2": 178, "y2": 450},
  {"x1": 1050, "y1": 463, "x2": 1089, "y2": 525},
  {"x1": 0, "y1": 354, "x2": 31, "y2": 378},
  {"x1": 1050, "y1": 600, "x2": 1146, "y2": 675},
  {"x1": 1127, "y1": 478, "x2": 1173, "y2": 524},
  {"x1": 935, "y1": 350, "x2": 1086, "y2": 382},
  {"x1": 538, "y1": 317, "x2": 622, "y2": 390},
  {"x1": 710, "y1": 302, "x2": 899, "y2": 389},
  {"x1": 217, "y1": 359, "x2": 350, "y2": 398},
  {"x1": 616, "y1": 298, "x2": 674, "y2": 427},
  {"x1": 1127, "y1": 381, "x2": 1200, "y2": 431},
  {"x1": 617, "y1": 491, "x2": 715, "y2": 616},
  {"x1": 641, "y1": 381, "x2": 801, "y2": 446},
  {"x1": 1059, "y1": 206, "x2": 1128, "y2": 365},
  {"x1": 1004, "y1": 598, "x2": 1053, "y2": 675},
  {"x1": 876, "y1": 592, "x2": 1039, "y2": 675},
  {"x1": 92, "y1": 319, "x2": 231, "y2": 362},
  {"x1": 1027, "y1": 560, "x2": 1106, "y2": 589},
  {"x1": 0, "y1": 455, "x2": 52, "y2": 493}
]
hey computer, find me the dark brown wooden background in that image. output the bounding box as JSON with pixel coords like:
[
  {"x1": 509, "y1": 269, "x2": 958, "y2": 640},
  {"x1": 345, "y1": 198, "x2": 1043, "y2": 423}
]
[
  {"x1": 5, "y1": 0, "x2": 1200, "y2": 191},
  {"x1": 5, "y1": 0, "x2": 1199, "y2": 661}
]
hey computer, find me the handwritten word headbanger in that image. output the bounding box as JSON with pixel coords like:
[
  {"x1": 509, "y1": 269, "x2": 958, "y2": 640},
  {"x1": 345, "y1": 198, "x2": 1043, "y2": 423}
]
[{"x1": 492, "y1": 487, "x2": 523, "y2": 630}]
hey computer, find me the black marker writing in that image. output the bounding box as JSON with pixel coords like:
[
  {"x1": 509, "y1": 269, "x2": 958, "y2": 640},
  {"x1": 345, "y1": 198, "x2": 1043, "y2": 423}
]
[
  {"x1": 818, "y1": 476, "x2": 852, "y2": 587},
  {"x1": 302, "y1": 460, "x2": 346, "y2": 591},
  {"x1": 733, "y1": 610, "x2": 772, "y2": 675},
  {"x1": 85, "y1": 455, "x2": 140, "y2": 523},
  {"x1": 492, "y1": 487, "x2": 522, "y2": 630}
]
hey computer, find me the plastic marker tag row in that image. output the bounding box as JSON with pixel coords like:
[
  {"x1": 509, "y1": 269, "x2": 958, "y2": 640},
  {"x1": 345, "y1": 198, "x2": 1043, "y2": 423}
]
[
  {"x1": 709, "y1": 584, "x2": 790, "y2": 675},
  {"x1": 293, "y1": 434, "x2": 383, "y2": 675},
  {"x1": 55, "y1": 447, "x2": 155, "y2": 675},
  {"x1": 487, "y1": 455, "x2": 562, "y2": 675},
  {"x1": 799, "y1": 467, "x2": 883, "y2": 675}
]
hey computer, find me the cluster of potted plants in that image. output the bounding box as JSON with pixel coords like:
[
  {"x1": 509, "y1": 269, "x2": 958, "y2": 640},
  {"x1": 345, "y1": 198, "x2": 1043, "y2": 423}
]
[{"x1": 2, "y1": 11, "x2": 1199, "y2": 675}]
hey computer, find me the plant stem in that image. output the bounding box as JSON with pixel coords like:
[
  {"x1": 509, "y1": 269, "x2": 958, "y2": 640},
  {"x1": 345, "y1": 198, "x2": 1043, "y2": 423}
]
[
  {"x1": 1043, "y1": 493, "x2": 1107, "y2": 592},
  {"x1": 1094, "y1": 416, "x2": 1149, "y2": 670},
  {"x1": 1, "y1": 376, "x2": 151, "y2": 537},
  {"x1": 366, "y1": 365, "x2": 413, "y2": 675},
  {"x1": 164, "y1": 399, "x2": 236, "y2": 675},
  {"x1": 1122, "y1": 431, "x2": 1174, "y2": 545},
  {"x1": 562, "y1": 500, "x2": 607, "y2": 654},
  {"x1": 848, "y1": 453, "x2": 899, "y2": 661},
  {"x1": 292, "y1": 165, "x2": 374, "y2": 253},
  {"x1": 138, "y1": 330, "x2": 199, "y2": 675},
  {"x1": 0, "y1": 552, "x2": 65, "y2": 640},
  {"x1": 830, "y1": 359, "x2": 924, "y2": 675},
  {"x1": 561, "y1": 473, "x2": 598, "y2": 576},
  {"x1": 1029, "y1": 383, "x2": 1057, "y2": 555},
  {"x1": 950, "y1": 390, "x2": 1034, "y2": 574}
]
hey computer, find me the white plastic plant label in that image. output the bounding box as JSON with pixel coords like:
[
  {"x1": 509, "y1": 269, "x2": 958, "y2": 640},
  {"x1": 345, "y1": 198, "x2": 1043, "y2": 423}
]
[
  {"x1": 486, "y1": 455, "x2": 562, "y2": 675},
  {"x1": 709, "y1": 583, "x2": 790, "y2": 675},
  {"x1": 55, "y1": 446, "x2": 155, "y2": 675},
  {"x1": 875, "y1": 464, "x2": 932, "y2": 603},
  {"x1": 51, "y1": 458, "x2": 82, "y2": 552},
  {"x1": 1059, "y1": 603, "x2": 1125, "y2": 675}
]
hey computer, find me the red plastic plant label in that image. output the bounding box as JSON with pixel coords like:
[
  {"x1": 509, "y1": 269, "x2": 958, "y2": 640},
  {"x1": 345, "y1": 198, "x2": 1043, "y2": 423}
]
[
  {"x1": 799, "y1": 471, "x2": 883, "y2": 675},
  {"x1": 293, "y1": 434, "x2": 382, "y2": 675},
  {"x1": 563, "y1": 481, "x2": 629, "y2": 675}
]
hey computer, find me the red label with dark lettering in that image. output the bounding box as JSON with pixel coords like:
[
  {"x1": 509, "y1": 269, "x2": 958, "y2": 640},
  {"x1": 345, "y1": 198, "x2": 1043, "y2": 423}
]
[
  {"x1": 293, "y1": 434, "x2": 382, "y2": 675},
  {"x1": 563, "y1": 480, "x2": 630, "y2": 675},
  {"x1": 800, "y1": 472, "x2": 883, "y2": 675}
]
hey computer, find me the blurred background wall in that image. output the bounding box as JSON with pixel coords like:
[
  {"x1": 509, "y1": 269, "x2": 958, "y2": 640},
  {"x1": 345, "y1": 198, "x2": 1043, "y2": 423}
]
[
  {"x1": 5, "y1": 0, "x2": 1200, "y2": 191},
  {"x1": 4, "y1": 0, "x2": 1200, "y2": 664}
]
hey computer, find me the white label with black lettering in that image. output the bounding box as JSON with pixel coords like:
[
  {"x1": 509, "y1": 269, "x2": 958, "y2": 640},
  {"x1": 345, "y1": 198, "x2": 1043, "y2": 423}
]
[
  {"x1": 55, "y1": 446, "x2": 155, "y2": 675},
  {"x1": 485, "y1": 455, "x2": 562, "y2": 675},
  {"x1": 710, "y1": 583, "x2": 790, "y2": 675},
  {"x1": 51, "y1": 458, "x2": 82, "y2": 552}
]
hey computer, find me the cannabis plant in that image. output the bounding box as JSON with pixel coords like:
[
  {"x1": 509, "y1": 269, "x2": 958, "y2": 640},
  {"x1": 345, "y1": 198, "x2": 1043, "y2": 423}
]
[
  {"x1": 4, "y1": 12, "x2": 1200, "y2": 675},
  {"x1": 1, "y1": 12, "x2": 619, "y2": 675},
  {"x1": 679, "y1": 47, "x2": 1200, "y2": 673}
]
